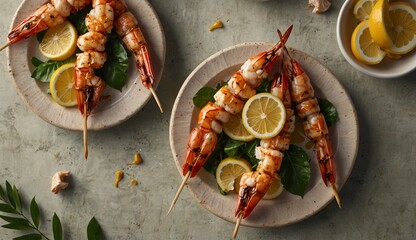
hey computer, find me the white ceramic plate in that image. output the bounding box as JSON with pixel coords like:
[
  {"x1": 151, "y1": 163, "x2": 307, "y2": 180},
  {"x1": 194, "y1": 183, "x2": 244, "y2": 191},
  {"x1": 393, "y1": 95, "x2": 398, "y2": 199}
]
[
  {"x1": 170, "y1": 43, "x2": 359, "y2": 227},
  {"x1": 7, "y1": 0, "x2": 165, "y2": 130}
]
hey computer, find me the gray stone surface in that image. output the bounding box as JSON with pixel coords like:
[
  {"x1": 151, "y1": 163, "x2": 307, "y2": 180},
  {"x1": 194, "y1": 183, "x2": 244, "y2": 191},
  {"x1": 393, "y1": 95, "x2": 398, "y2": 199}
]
[{"x1": 0, "y1": 0, "x2": 415, "y2": 239}]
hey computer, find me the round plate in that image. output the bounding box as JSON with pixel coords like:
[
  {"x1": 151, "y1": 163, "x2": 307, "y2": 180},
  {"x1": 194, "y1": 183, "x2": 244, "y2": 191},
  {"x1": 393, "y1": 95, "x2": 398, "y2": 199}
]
[
  {"x1": 169, "y1": 42, "x2": 359, "y2": 227},
  {"x1": 7, "y1": 0, "x2": 165, "y2": 130}
]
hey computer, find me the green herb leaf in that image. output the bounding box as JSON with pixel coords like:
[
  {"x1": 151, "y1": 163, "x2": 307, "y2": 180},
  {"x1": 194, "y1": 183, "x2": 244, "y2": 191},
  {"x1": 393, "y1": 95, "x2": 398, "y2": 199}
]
[
  {"x1": 0, "y1": 185, "x2": 5, "y2": 200},
  {"x1": 31, "y1": 56, "x2": 76, "y2": 83},
  {"x1": 36, "y1": 31, "x2": 46, "y2": 43},
  {"x1": 95, "y1": 33, "x2": 129, "y2": 91},
  {"x1": 192, "y1": 87, "x2": 217, "y2": 108},
  {"x1": 12, "y1": 186, "x2": 22, "y2": 213},
  {"x1": 52, "y1": 213, "x2": 63, "y2": 240},
  {"x1": 318, "y1": 98, "x2": 338, "y2": 127},
  {"x1": 30, "y1": 198, "x2": 40, "y2": 228},
  {"x1": 2, "y1": 222, "x2": 32, "y2": 230},
  {"x1": 256, "y1": 78, "x2": 270, "y2": 93},
  {"x1": 5, "y1": 181, "x2": 15, "y2": 208},
  {"x1": 13, "y1": 233, "x2": 42, "y2": 240},
  {"x1": 0, "y1": 215, "x2": 31, "y2": 230},
  {"x1": 279, "y1": 145, "x2": 311, "y2": 197},
  {"x1": 224, "y1": 139, "x2": 245, "y2": 158},
  {"x1": 203, "y1": 133, "x2": 228, "y2": 175},
  {"x1": 0, "y1": 203, "x2": 17, "y2": 214},
  {"x1": 87, "y1": 217, "x2": 104, "y2": 240},
  {"x1": 242, "y1": 139, "x2": 260, "y2": 168},
  {"x1": 67, "y1": 6, "x2": 92, "y2": 35}
]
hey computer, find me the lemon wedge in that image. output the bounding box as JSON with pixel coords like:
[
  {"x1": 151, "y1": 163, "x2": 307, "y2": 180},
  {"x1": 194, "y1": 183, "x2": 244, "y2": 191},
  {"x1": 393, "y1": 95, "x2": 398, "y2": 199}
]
[
  {"x1": 369, "y1": 0, "x2": 393, "y2": 50},
  {"x1": 353, "y1": 0, "x2": 377, "y2": 21},
  {"x1": 49, "y1": 63, "x2": 77, "y2": 107},
  {"x1": 216, "y1": 158, "x2": 252, "y2": 192},
  {"x1": 39, "y1": 21, "x2": 78, "y2": 61},
  {"x1": 242, "y1": 93, "x2": 286, "y2": 140},
  {"x1": 223, "y1": 112, "x2": 255, "y2": 142},
  {"x1": 351, "y1": 20, "x2": 386, "y2": 65},
  {"x1": 386, "y1": 1, "x2": 416, "y2": 55},
  {"x1": 263, "y1": 173, "x2": 284, "y2": 200}
]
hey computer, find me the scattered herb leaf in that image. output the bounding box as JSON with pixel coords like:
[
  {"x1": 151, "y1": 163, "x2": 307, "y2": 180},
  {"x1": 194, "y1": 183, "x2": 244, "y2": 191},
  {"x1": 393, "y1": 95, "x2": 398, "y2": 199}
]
[
  {"x1": 30, "y1": 198, "x2": 40, "y2": 228},
  {"x1": 279, "y1": 144, "x2": 311, "y2": 197},
  {"x1": 52, "y1": 213, "x2": 62, "y2": 240},
  {"x1": 193, "y1": 87, "x2": 217, "y2": 108},
  {"x1": 67, "y1": 6, "x2": 92, "y2": 35},
  {"x1": 96, "y1": 32, "x2": 129, "y2": 91},
  {"x1": 13, "y1": 233, "x2": 42, "y2": 240},
  {"x1": 224, "y1": 139, "x2": 245, "y2": 158},
  {"x1": 255, "y1": 78, "x2": 270, "y2": 93},
  {"x1": 31, "y1": 56, "x2": 76, "y2": 83},
  {"x1": 318, "y1": 98, "x2": 338, "y2": 127},
  {"x1": 87, "y1": 217, "x2": 104, "y2": 240}
]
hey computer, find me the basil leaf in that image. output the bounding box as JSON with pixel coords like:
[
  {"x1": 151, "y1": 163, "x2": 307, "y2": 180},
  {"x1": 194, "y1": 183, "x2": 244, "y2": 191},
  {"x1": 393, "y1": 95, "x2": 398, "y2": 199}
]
[
  {"x1": 13, "y1": 233, "x2": 42, "y2": 240},
  {"x1": 224, "y1": 139, "x2": 245, "y2": 158},
  {"x1": 256, "y1": 78, "x2": 270, "y2": 93},
  {"x1": 30, "y1": 197, "x2": 40, "y2": 228},
  {"x1": 52, "y1": 213, "x2": 63, "y2": 240},
  {"x1": 36, "y1": 31, "x2": 46, "y2": 43},
  {"x1": 203, "y1": 132, "x2": 228, "y2": 175},
  {"x1": 242, "y1": 139, "x2": 260, "y2": 168},
  {"x1": 96, "y1": 33, "x2": 129, "y2": 91},
  {"x1": 87, "y1": 217, "x2": 104, "y2": 240},
  {"x1": 31, "y1": 56, "x2": 76, "y2": 83},
  {"x1": 279, "y1": 144, "x2": 311, "y2": 197},
  {"x1": 67, "y1": 6, "x2": 92, "y2": 35},
  {"x1": 318, "y1": 98, "x2": 338, "y2": 127},
  {"x1": 193, "y1": 87, "x2": 217, "y2": 108}
]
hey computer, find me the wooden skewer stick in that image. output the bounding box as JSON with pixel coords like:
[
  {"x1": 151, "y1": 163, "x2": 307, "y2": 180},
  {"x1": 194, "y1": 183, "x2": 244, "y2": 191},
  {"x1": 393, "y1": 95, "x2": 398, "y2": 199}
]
[
  {"x1": 149, "y1": 87, "x2": 163, "y2": 113},
  {"x1": 0, "y1": 42, "x2": 11, "y2": 52},
  {"x1": 232, "y1": 212, "x2": 243, "y2": 239},
  {"x1": 83, "y1": 102, "x2": 88, "y2": 160},
  {"x1": 331, "y1": 182, "x2": 341, "y2": 208},
  {"x1": 167, "y1": 171, "x2": 191, "y2": 216}
]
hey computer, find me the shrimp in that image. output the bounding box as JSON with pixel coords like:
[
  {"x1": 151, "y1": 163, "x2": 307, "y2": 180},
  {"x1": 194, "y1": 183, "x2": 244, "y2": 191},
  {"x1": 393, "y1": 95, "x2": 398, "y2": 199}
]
[
  {"x1": 114, "y1": 9, "x2": 163, "y2": 112},
  {"x1": 75, "y1": 0, "x2": 114, "y2": 159},
  {"x1": 51, "y1": 171, "x2": 70, "y2": 194},
  {"x1": 2, "y1": 0, "x2": 91, "y2": 50},
  {"x1": 167, "y1": 26, "x2": 293, "y2": 216},
  {"x1": 234, "y1": 62, "x2": 295, "y2": 225},
  {"x1": 281, "y1": 35, "x2": 341, "y2": 207}
]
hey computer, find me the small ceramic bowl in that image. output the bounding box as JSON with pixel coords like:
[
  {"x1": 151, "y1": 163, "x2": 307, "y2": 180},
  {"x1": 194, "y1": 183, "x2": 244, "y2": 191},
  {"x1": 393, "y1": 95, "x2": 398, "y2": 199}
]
[{"x1": 336, "y1": 0, "x2": 416, "y2": 78}]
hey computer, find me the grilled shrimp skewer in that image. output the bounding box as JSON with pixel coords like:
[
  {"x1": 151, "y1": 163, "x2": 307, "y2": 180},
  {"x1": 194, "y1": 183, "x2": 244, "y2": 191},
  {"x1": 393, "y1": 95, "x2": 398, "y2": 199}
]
[
  {"x1": 75, "y1": 0, "x2": 114, "y2": 159},
  {"x1": 0, "y1": 0, "x2": 91, "y2": 51},
  {"x1": 114, "y1": 1, "x2": 163, "y2": 113},
  {"x1": 167, "y1": 26, "x2": 293, "y2": 216},
  {"x1": 278, "y1": 30, "x2": 341, "y2": 208},
  {"x1": 232, "y1": 63, "x2": 295, "y2": 239}
]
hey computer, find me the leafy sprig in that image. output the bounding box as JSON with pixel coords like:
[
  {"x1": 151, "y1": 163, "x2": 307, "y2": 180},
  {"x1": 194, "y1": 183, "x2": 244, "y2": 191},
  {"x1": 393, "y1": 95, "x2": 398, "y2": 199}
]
[{"x1": 0, "y1": 181, "x2": 104, "y2": 240}]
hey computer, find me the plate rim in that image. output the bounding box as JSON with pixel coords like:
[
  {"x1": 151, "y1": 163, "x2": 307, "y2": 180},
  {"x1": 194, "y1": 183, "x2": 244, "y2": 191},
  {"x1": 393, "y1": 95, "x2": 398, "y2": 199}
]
[
  {"x1": 169, "y1": 42, "x2": 359, "y2": 228},
  {"x1": 6, "y1": 0, "x2": 166, "y2": 131}
]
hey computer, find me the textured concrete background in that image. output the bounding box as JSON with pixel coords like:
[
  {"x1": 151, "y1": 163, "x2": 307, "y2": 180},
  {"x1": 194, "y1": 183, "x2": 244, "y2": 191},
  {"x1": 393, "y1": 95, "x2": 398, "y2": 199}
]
[{"x1": 0, "y1": 0, "x2": 415, "y2": 239}]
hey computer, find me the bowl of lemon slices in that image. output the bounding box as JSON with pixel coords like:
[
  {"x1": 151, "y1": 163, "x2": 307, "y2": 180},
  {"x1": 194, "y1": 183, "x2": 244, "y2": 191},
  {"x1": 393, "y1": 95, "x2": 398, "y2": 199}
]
[{"x1": 337, "y1": 0, "x2": 416, "y2": 78}]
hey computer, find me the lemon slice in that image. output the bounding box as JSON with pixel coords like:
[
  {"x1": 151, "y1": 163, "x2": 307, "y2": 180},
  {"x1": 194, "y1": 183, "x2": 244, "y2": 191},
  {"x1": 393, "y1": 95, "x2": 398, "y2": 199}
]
[
  {"x1": 242, "y1": 93, "x2": 286, "y2": 140},
  {"x1": 353, "y1": 0, "x2": 377, "y2": 21},
  {"x1": 351, "y1": 20, "x2": 386, "y2": 65},
  {"x1": 263, "y1": 173, "x2": 284, "y2": 200},
  {"x1": 386, "y1": 2, "x2": 416, "y2": 55},
  {"x1": 49, "y1": 63, "x2": 77, "y2": 107},
  {"x1": 216, "y1": 158, "x2": 252, "y2": 192},
  {"x1": 39, "y1": 21, "x2": 78, "y2": 61},
  {"x1": 223, "y1": 112, "x2": 255, "y2": 142},
  {"x1": 369, "y1": 0, "x2": 393, "y2": 49}
]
